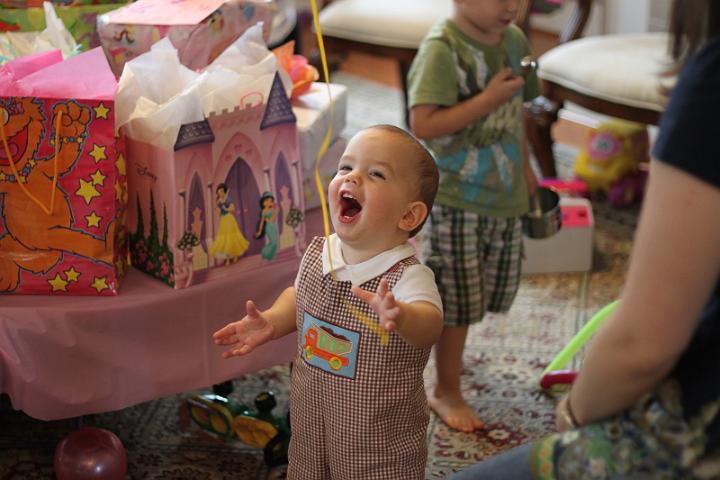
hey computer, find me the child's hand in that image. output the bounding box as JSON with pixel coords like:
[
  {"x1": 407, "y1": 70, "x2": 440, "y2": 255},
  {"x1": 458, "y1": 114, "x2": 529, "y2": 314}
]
[
  {"x1": 484, "y1": 67, "x2": 525, "y2": 108},
  {"x1": 213, "y1": 300, "x2": 275, "y2": 358},
  {"x1": 351, "y1": 278, "x2": 402, "y2": 332}
]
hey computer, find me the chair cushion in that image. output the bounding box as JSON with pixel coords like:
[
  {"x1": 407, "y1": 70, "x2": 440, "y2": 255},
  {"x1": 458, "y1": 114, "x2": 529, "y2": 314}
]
[
  {"x1": 318, "y1": 0, "x2": 453, "y2": 49},
  {"x1": 538, "y1": 33, "x2": 672, "y2": 112}
]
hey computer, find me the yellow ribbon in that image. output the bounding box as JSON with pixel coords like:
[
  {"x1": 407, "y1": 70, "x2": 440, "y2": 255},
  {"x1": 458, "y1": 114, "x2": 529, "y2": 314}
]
[
  {"x1": 309, "y1": 1, "x2": 389, "y2": 346},
  {"x1": 0, "y1": 109, "x2": 62, "y2": 216}
]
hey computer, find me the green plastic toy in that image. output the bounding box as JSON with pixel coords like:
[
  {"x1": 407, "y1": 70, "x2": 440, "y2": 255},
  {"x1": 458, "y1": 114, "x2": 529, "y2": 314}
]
[
  {"x1": 539, "y1": 301, "x2": 619, "y2": 389},
  {"x1": 542, "y1": 300, "x2": 619, "y2": 375},
  {"x1": 187, "y1": 391, "x2": 290, "y2": 466}
]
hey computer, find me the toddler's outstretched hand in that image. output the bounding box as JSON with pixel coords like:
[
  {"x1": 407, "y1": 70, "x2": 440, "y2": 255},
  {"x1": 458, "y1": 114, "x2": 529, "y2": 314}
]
[
  {"x1": 213, "y1": 300, "x2": 275, "y2": 358},
  {"x1": 351, "y1": 278, "x2": 401, "y2": 332}
]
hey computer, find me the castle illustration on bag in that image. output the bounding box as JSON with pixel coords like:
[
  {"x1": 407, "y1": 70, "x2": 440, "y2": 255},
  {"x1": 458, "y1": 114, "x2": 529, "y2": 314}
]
[{"x1": 127, "y1": 73, "x2": 306, "y2": 289}]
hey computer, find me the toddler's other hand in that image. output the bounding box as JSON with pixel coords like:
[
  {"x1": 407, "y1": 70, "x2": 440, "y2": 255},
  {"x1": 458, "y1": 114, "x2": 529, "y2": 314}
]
[
  {"x1": 484, "y1": 67, "x2": 525, "y2": 107},
  {"x1": 212, "y1": 300, "x2": 275, "y2": 358},
  {"x1": 351, "y1": 278, "x2": 401, "y2": 332}
]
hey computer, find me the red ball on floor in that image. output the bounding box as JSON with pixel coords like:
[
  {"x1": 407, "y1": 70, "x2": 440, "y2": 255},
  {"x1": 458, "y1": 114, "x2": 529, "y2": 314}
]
[{"x1": 54, "y1": 427, "x2": 127, "y2": 480}]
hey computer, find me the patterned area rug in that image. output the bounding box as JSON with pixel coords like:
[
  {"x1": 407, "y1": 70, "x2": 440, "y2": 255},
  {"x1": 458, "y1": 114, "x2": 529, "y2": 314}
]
[{"x1": 0, "y1": 73, "x2": 637, "y2": 479}]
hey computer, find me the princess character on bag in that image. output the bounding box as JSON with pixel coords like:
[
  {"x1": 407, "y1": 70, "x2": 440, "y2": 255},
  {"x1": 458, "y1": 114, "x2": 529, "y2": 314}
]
[
  {"x1": 255, "y1": 191, "x2": 278, "y2": 261},
  {"x1": 208, "y1": 183, "x2": 249, "y2": 265}
]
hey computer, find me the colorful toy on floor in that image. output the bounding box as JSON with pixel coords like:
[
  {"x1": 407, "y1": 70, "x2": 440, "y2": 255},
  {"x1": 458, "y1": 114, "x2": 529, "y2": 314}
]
[
  {"x1": 187, "y1": 391, "x2": 290, "y2": 466},
  {"x1": 574, "y1": 119, "x2": 648, "y2": 208},
  {"x1": 539, "y1": 301, "x2": 618, "y2": 389}
]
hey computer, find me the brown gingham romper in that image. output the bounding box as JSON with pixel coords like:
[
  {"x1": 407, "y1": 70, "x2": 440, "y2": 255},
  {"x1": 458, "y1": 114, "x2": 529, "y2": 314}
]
[{"x1": 288, "y1": 237, "x2": 432, "y2": 480}]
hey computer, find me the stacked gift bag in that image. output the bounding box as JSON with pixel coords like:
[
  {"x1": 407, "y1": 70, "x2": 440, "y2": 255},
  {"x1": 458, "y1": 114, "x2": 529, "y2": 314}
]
[
  {"x1": 0, "y1": 2, "x2": 78, "y2": 65},
  {"x1": 97, "y1": 0, "x2": 273, "y2": 77},
  {"x1": 0, "y1": 0, "x2": 129, "y2": 51},
  {"x1": 117, "y1": 24, "x2": 305, "y2": 290},
  {"x1": 0, "y1": 48, "x2": 127, "y2": 295}
]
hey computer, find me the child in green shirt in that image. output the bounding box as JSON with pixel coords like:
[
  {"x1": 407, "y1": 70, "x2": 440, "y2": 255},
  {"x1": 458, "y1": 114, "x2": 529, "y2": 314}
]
[{"x1": 408, "y1": 0, "x2": 540, "y2": 432}]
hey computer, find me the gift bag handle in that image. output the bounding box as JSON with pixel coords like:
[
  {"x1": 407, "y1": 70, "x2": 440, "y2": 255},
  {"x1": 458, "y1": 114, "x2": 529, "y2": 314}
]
[{"x1": 0, "y1": 110, "x2": 62, "y2": 216}]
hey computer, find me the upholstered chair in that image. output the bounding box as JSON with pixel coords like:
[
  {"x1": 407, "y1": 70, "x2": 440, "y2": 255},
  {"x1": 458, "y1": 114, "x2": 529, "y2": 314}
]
[{"x1": 525, "y1": 1, "x2": 670, "y2": 177}]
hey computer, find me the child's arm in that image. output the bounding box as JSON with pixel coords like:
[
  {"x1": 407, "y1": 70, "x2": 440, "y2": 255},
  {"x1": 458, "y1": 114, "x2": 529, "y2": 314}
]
[
  {"x1": 410, "y1": 68, "x2": 524, "y2": 140},
  {"x1": 213, "y1": 286, "x2": 297, "y2": 358},
  {"x1": 351, "y1": 278, "x2": 443, "y2": 349}
]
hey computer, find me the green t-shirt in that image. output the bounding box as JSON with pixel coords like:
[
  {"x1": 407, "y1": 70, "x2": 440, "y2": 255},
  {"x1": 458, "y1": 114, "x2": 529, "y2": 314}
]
[{"x1": 408, "y1": 20, "x2": 540, "y2": 217}]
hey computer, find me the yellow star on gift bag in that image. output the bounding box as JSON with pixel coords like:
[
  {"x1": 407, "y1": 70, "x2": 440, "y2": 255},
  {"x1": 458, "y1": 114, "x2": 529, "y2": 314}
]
[
  {"x1": 89, "y1": 144, "x2": 107, "y2": 163},
  {"x1": 94, "y1": 103, "x2": 110, "y2": 119},
  {"x1": 64, "y1": 267, "x2": 81, "y2": 283},
  {"x1": 116, "y1": 258, "x2": 125, "y2": 276},
  {"x1": 91, "y1": 276, "x2": 109, "y2": 293},
  {"x1": 115, "y1": 153, "x2": 126, "y2": 176},
  {"x1": 91, "y1": 169, "x2": 106, "y2": 186},
  {"x1": 48, "y1": 273, "x2": 68, "y2": 292},
  {"x1": 85, "y1": 211, "x2": 102, "y2": 228},
  {"x1": 76, "y1": 179, "x2": 101, "y2": 204}
]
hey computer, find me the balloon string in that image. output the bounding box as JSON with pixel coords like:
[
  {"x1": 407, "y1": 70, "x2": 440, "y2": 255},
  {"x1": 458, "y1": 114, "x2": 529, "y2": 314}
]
[
  {"x1": 0, "y1": 110, "x2": 62, "y2": 216},
  {"x1": 308, "y1": 0, "x2": 388, "y2": 346}
]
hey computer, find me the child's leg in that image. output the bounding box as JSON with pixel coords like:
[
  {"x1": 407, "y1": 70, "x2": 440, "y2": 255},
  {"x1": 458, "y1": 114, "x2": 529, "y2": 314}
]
[
  {"x1": 482, "y1": 217, "x2": 523, "y2": 314},
  {"x1": 428, "y1": 324, "x2": 485, "y2": 432},
  {"x1": 422, "y1": 205, "x2": 486, "y2": 432}
]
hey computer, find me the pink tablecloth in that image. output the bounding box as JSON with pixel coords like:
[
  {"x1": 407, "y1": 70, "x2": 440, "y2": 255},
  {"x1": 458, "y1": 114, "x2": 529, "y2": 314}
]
[{"x1": 0, "y1": 209, "x2": 328, "y2": 421}]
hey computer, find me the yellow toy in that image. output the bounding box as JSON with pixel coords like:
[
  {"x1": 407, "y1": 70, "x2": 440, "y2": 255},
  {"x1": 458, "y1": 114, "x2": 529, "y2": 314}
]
[{"x1": 574, "y1": 119, "x2": 649, "y2": 208}]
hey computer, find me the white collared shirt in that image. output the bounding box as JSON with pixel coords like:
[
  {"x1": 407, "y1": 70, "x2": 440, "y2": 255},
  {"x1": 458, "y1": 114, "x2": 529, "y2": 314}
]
[{"x1": 296, "y1": 234, "x2": 443, "y2": 313}]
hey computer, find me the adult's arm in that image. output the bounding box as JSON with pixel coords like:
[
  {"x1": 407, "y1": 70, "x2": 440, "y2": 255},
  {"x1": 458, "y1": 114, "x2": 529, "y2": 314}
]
[{"x1": 569, "y1": 160, "x2": 720, "y2": 425}]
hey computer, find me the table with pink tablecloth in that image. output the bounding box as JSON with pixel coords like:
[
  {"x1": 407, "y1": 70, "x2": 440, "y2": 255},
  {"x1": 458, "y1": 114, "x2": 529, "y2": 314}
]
[{"x1": 0, "y1": 208, "x2": 327, "y2": 421}]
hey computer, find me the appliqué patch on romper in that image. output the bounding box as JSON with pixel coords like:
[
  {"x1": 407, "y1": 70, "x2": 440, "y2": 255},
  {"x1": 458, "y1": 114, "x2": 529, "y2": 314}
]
[{"x1": 301, "y1": 311, "x2": 360, "y2": 379}]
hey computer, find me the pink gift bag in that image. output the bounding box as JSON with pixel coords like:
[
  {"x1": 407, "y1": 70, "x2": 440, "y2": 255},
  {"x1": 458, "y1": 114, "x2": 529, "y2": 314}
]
[
  {"x1": 0, "y1": 48, "x2": 128, "y2": 295},
  {"x1": 97, "y1": 0, "x2": 273, "y2": 76},
  {"x1": 125, "y1": 73, "x2": 305, "y2": 289}
]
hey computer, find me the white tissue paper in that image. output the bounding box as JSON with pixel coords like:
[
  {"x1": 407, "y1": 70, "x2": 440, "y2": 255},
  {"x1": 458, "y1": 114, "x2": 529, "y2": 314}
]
[{"x1": 116, "y1": 23, "x2": 292, "y2": 151}]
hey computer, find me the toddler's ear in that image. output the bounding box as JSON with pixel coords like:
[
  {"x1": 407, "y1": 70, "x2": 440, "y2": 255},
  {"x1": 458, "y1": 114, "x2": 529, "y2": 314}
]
[{"x1": 399, "y1": 201, "x2": 428, "y2": 233}]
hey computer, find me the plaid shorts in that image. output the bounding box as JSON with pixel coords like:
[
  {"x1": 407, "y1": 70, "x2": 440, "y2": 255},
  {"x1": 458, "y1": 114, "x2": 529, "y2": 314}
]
[{"x1": 421, "y1": 204, "x2": 523, "y2": 327}]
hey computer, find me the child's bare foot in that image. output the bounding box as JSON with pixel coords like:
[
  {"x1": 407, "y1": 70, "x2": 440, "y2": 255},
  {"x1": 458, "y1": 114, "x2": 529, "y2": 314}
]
[{"x1": 427, "y1": 387, "x2": 484, "y2": 432}]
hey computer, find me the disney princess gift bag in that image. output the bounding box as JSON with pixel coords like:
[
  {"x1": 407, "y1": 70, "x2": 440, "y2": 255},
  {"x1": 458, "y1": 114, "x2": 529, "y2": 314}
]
[
  {"x1": 97, "y1": 0, "x2": 272, "y2": 77},
  {"x1": 0, "y1": 48, "x2": 127, "y2": 295},
  {"x1": 119, "y1": 25, "x2": 304, "y2": 290}
]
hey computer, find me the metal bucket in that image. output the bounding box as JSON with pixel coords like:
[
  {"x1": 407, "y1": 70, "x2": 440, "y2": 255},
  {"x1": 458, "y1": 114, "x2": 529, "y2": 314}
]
[{"x1": 523, "y1": 187, "x2": 562, "y2": 239}]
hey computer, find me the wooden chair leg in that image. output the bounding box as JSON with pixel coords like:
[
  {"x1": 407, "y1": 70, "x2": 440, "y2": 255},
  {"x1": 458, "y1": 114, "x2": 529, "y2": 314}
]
[{"x1": 525, "y1": 95, "x2": 561, "y2": 178}]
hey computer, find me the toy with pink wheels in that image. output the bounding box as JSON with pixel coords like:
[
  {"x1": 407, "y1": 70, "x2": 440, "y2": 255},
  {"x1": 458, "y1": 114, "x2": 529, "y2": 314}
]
[{"x1": 539, "y1": 300, "x2": 618, "y2": 390}]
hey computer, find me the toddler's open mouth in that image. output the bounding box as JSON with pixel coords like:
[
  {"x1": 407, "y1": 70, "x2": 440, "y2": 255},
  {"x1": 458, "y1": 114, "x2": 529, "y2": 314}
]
[{"x1": 339, "y1": 192, "x2": 362, "y2": 222}]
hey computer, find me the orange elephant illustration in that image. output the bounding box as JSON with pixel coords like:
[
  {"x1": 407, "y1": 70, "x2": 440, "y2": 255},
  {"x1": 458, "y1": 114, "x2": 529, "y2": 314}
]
[{"x1": 0, "y1": 98, "x2": 113, "y2": 292}]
